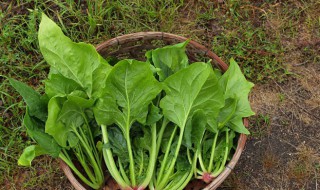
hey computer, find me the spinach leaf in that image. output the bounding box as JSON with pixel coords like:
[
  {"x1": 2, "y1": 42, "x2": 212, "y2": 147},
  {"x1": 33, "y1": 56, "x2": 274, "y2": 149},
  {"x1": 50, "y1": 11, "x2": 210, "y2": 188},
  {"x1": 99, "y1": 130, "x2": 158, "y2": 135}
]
[
  {"x1": 156, "y1": 62, "x2": 224, "y2": 189},
  {"x1": 18, "y1": 145, "x2": 47, "y2": 166},
  {"x1": 38, "y1": 13, "x2": 109, "y2": 97},
  {"x1": 219, "y1": 58, "x2": 255, "y2": 118},
  {"x1": 146, "y1": 41, "x2": 189, "y2": 81},
  {"x1": 217, "y1": 98, "x2": 238, "y2": 129},
  {"x1": 45, "y1": 73, "x2": 84, "y2": 99},
  {"x1": 45, "y1": 96, "x2": 69, "y2": 147},
  {"x1": 161, "y1": 63, "x2": 224, "y2": 132},
  {"x1": 106, "y1": 126, "x2": 128, "y2": 163},
  {"x1": 189, "y1": 109, "x2": 207, "y2": 150},
  {"x1": 23, "y1": 110, "x2": 61, "y2": 158},
  {"x1": 228, "y1": 116, "x2": 250, "y2": 134},
  {"x1": 9, "y1": 78, "x2": 47, "y2": 122},
  {"x1": 94, "y1": 59, "x2": 162, "y2": 128},
  {"x1": 92, "y1": 59, "x2": 112, "y2": 97},
  {"x1": 94, "y1": 59, "x2": 162, "y2": 189}
]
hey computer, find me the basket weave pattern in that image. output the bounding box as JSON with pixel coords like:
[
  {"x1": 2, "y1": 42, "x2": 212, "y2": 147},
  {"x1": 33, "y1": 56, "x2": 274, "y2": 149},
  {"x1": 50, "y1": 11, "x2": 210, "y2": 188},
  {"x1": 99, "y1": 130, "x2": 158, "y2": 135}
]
[{"x1": 60, "y1": 32, "x2": 248, "y2": 190}]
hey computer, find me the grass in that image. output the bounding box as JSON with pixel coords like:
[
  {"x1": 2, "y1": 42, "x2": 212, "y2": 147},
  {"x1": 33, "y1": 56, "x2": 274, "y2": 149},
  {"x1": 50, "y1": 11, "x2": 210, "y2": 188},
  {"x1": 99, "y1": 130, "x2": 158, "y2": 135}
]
[{"x1": 1, "y1": 0, "x2": 319, "y2": 189}]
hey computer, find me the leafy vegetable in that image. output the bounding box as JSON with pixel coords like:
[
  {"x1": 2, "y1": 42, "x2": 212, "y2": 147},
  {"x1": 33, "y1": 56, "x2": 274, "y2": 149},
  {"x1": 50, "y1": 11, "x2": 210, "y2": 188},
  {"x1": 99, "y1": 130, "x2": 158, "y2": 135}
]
[
  {"x1": 10, "y1": 13, "x2": 107, "y2": 189},
  {"x1": 10, "y1": 13, "x2": 254, "y2": 190},
  {"x1": 190, "y1": 58, "x2": 254, "y2": 184},
  {"x1": 153, "y1": 62, "x2": 224, "y2": 189},
  {"x1": 94, "y1": 59, "x2": 162, "y2": 189},
  {"x1": 145, "y1": 41, "x2": 189, "y2": 81}
]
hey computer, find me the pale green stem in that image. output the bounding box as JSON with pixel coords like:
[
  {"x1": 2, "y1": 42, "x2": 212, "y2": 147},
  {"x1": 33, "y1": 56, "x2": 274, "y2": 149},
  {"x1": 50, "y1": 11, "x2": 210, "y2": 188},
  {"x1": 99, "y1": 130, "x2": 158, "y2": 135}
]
[
  {"x1": 212, "y1": 130, "x2": 229, "y2": 177},
  {"x1": 73, "y1": 126, "x2": 103, "y2": 183},
  {"x1": 140, "y1": 124, "x2": 157, "y2": 188},
  {"x1": 156, "y1": 125, "x2": 177, "y2": 185},
  {"x1": 198, "y1": 149, "x2": 206, "y2": 172},
  {"x1": 208, "y1": 132, "x2": 219, "y2": 172},
  {"x1": 101, "y1": 125, "x2": 129, "y2": 188},
  {"x1": 118, "y1": 157, "x2": 131, "y2": 185},
  {"x1": 157, "y1": 128, "x2": 184, "y2": 189},
  {"x1": 125, "y1": 130, "x2": 136, "y2": 186},
  {"x1": 176, "y1": 169, "x2": 194, "y2": 190},
  {"x1": 59, "y1": 152, "x2": 99, "y2": 189}
]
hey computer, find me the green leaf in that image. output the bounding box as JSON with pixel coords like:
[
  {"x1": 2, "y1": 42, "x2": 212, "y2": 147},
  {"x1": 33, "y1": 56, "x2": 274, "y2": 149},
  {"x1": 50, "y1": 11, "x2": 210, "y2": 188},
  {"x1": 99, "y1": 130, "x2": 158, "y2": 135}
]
[
  {"x1": 135, "y1": 150, "x2": 149, "y2": 183},
  {"x1": 9, "y1": 78, "x2": 47, "y2": 122},
  {"x1": 191, "y1": 110, "x2": 207, "y2": 149},
  {"x1": 18, "y1": 145, "x2": 47, "y2": 166},
  {"x1": 24, "y1": 110, "x2": 61, "y2": 157},
  {"x1": 45, "y1": 73, "x2": 84, "y2": 99},
  {"x1": 213, "y1": 131, "x2": 236, "y2": 162},
  {"x1": 92, "y1": 59, "x2": 112, "y2": 98},
  {"x1": 38, "y1": 14, "x2": 109, "y2": 97},
  {"x1": 160, "y1": 63, "x2": 224, "y2": 132},
  {"x1": 106, "y1": 126, "x2": 129, "y2": 163},
  {"x1": 93, "y1": 59, "x2": 162, "y2": 133},
  {"x1": 219, "y1": 59, "x2": 255, "y2": 118},
  {"x1": 134, "y1": 126, "x2": 152, "y2": 152},
  {"x1": 45, "y1": 93, "x2": 94, "y2": 147},
  {"x1": 146, "y1": 41, "x2": 189, "y2": 81},
  {"x1": 213, "y1": 68, "x2": 222, "y2": 79},
  {"x1": 45, "y1": 97, "x2": 69, "y2": 147},
  {"x1": 217, "y1": 98, "x2": 238, "y2": 129},
  {"x1": 67, "y1": 132, "x2": 79, "y2": 148},
  {"x1": 146, "y1": 104, "x2": 162, "y2": 125},
  {"x1": 228, "y1": 116, "x2": 250, "y2": 134},
  {"x1": 184, "y1": 109, "x2": 207, "y2": 149}
]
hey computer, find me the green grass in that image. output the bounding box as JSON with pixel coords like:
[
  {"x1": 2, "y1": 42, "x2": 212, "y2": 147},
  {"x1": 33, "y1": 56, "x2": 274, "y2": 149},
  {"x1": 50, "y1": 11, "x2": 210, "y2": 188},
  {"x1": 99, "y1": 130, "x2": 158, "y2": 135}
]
[{"x1": 1, "y1": 0, "x2": 319, "y2": 189}]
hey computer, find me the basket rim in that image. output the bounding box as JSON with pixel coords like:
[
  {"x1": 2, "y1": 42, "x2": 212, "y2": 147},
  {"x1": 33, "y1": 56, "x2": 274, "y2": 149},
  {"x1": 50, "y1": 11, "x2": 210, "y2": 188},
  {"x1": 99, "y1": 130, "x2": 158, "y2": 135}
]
[{"x1": 60, "y1": 31, "x2": 248, "y2": 190}]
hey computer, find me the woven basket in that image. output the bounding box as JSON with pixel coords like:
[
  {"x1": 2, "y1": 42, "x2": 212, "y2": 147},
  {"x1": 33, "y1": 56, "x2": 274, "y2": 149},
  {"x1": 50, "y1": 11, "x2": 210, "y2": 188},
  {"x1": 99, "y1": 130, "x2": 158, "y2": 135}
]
[{"x1": 60, "y1": 32, "x2": 248, "y2": 190}]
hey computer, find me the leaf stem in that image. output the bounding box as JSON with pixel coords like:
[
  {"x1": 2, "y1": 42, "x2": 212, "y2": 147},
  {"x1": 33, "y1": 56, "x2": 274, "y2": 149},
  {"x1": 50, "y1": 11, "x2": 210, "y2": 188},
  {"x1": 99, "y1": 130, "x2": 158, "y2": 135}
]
[
  {"x1": 82, "y1": 113, "x2": 100, "y2": 162},
  {"x1": 72, "y1": 125, "x2": 103, "y2": 183},
  {"x1": 187, "y1": 148, "x2": 192, "y2": 164},
  {"x1": 157, "y1": 127, "x2": 184, "y2": 189},
  {"x1": 118, "y1": 157, "x2": 131, "y2": 185},
  {"x1": 59, "y1": 152, "x2": 99, "y2": 189},
  {"x1": 73, "y1": 144, "x2": 96, "y2": 182},
  {"x1": 156, "y1": 125, "x2": 177, "y2": 185},
  {"x1": 208, "y1": 132, "x2": 219, "y2": 172},
  {"x1": 198, "y1": 148, "x2": 206, "y2": 172},
  {"x1": 101, "y1": 125, "x2": 129, "y2": 188},
  {"x1": 176, "y1": 170, "x2": 194, "y2": 190},
  {"x1": 125, "y1": 130, "x2": 136, "y2": 186},
  {"x1": 140, "y1": 123, "x2": 157, "y2": 188},
  {"x1": 212, "y1": 130, "x2": 229, "y2": 177},
  {"x1": 156, "y1": 118, "x2": 169, "y2": 155}
]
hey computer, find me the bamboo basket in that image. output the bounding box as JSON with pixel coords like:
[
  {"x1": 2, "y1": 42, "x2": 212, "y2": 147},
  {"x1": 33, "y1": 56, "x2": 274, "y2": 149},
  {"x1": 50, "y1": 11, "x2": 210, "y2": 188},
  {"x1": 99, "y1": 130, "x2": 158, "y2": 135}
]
[{"x1": 60, "y1": 32, "x2": 249, "y2": 190}]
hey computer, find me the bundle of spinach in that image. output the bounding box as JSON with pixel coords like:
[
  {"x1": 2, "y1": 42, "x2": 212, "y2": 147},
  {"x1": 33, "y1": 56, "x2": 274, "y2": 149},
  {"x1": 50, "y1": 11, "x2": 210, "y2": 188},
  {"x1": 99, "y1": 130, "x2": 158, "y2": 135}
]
[
  {"x1": 10, "y1": 14, "x2": 107, "y2": 189},
  {"x1": 10, "y1": 14, "x2": 254, "y2": 190}
]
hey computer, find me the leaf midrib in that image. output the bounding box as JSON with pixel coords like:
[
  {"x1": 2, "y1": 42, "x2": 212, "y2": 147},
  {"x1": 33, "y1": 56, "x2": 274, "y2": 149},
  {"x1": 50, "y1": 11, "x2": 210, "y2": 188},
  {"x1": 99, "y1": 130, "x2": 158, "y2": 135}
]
[
  {"x1": 124, "y1": 67, "x2": 131, "y2": 132},
  {"x1": 43, "y1": 47, "x2": 86, "y2": 90}
]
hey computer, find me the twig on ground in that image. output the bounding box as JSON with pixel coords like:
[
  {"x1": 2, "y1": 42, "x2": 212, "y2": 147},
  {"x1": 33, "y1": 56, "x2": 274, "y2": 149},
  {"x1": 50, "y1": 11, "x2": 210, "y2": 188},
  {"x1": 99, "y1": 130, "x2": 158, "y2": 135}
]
[{"x1": 293, "y1": 61, "x2": 308, "y2": 67}]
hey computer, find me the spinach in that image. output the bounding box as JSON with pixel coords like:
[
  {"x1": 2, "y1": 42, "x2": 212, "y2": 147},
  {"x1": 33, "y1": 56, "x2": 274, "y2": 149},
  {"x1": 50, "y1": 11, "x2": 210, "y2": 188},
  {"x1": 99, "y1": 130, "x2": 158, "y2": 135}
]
[
  {"x1": 189, "y1": 59, "x2": 254, "y2": 184},
  {"x1": 10, "y1": 14, "x2": 107, "y2": 189},
  {"x1": 94, "y1": 59, "x2": 162, "y2": 189},
  {"x1": 143, "y1": 44, "x2": 254, "y2": 189},
  {"x1": 10, "y1": 13, "x2": 254, "y2": 190}
]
